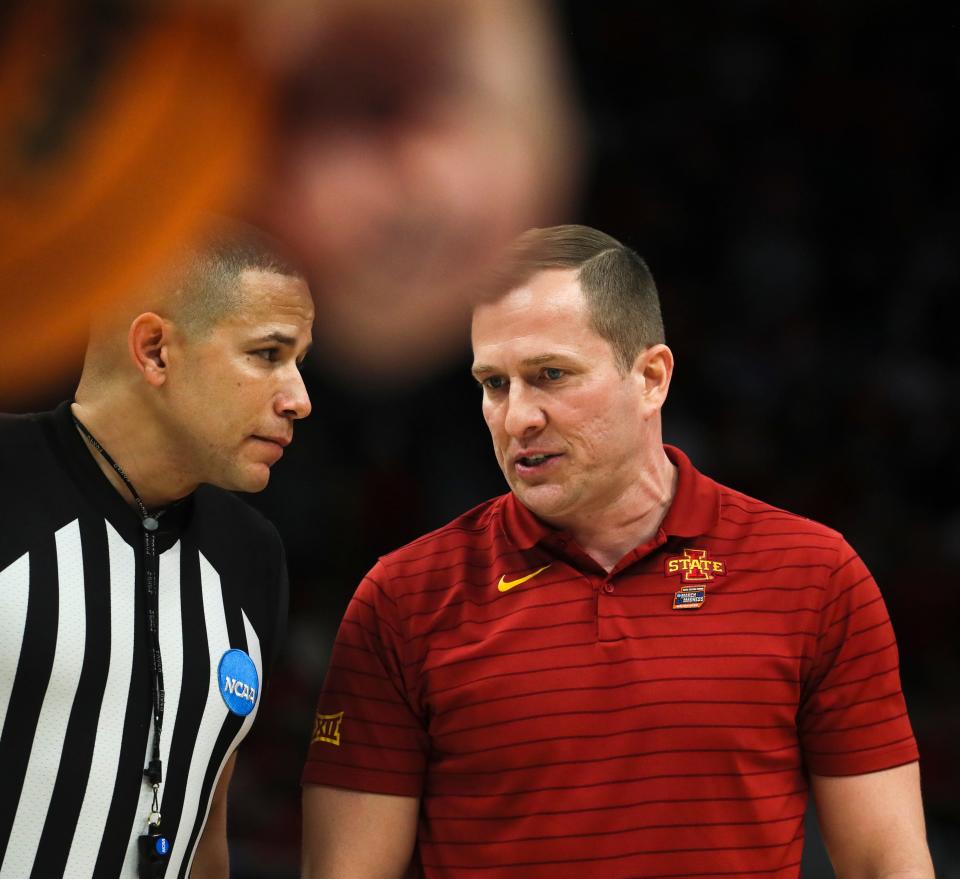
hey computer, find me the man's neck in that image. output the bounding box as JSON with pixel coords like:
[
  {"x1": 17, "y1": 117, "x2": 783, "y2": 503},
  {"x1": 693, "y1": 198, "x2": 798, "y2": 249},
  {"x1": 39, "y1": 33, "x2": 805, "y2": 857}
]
[
  {"x1": 564, "y1": 449, "x2": 678, "y2": 573},
  {"x1": 70, "y1": 398, "x2": 195, "y2": 510}
]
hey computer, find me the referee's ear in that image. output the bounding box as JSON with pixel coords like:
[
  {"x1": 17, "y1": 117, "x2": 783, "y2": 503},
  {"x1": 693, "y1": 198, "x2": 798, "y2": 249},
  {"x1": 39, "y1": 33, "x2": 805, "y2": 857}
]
[{"x1": 128, "y1": 312, "x2": 170, "y2": 387}]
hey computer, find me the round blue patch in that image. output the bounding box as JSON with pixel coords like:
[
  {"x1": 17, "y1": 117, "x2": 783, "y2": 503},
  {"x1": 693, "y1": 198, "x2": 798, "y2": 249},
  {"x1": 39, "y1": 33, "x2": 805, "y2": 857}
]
[
  {"x1": 154, "y1": 836, "x2": 170, "y2": 856},
  {"x1": 217, "y1": 649, "x2": 259, "y2": 716}
]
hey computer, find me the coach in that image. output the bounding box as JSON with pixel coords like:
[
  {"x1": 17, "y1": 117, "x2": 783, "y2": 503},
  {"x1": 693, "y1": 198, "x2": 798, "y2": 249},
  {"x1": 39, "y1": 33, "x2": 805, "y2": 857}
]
[
  {"x1": 0, "y1": 224, "x2": 312, "y2": 878},
  {"x1": 302, "y1": 225, "x2": 932, "y2": 878}
]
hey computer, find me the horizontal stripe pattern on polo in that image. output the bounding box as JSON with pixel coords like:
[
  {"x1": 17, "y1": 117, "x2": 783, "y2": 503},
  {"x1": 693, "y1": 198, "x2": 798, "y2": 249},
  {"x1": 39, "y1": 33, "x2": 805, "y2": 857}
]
[
  {"x1": 0, "y1": 404, "x2": 286, "y2": 878},
  {"x1": 304, "y1": 445, "x2": 917, "y2": 879}
]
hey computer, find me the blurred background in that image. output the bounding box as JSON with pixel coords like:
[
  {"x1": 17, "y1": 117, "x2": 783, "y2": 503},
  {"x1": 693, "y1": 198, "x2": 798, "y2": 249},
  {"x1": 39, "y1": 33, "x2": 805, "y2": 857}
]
[{"x1": 2, "y1": 1, "x2": 957, "y2": 876}]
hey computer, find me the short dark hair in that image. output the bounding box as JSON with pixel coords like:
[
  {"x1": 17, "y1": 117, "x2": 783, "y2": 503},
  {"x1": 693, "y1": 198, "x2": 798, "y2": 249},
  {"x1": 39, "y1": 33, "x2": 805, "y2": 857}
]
[
  {"x1": 164, "y1": 219, "x2": 304, "y2": 337},
  {"x1": 497, "y1": 224, "x2": 664, "y2": 373}
]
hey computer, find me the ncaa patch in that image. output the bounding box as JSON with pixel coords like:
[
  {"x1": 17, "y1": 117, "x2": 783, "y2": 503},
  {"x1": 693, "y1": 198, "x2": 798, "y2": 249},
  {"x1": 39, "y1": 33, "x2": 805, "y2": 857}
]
[
  {"x1": 673, "y1": 585, "x2": 706, "y2": 610},
  {"x1": 218, "y1": 648, "x2": 259, "y2": 716}
]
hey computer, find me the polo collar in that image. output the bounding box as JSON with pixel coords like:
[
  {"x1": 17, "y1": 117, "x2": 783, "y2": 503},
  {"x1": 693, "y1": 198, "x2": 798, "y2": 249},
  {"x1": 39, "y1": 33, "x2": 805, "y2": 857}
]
[
  {"x1": 501, "y1": 444, "x2": 721, "y2": 550},
  {"x1": 500, "y1": 490, "x2": 555, "y2": 551},
  {"x1": 658, "y1": 444, "x2": 721, "y2": 537}
]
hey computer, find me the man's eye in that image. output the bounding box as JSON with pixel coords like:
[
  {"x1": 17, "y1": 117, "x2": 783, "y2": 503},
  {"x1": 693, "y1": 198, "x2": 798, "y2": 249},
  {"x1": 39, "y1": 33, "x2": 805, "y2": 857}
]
[
  {"x1": 254, "y1": 348, "x2": 280, "y2": 362},
  {"x1": 483, "y1": 376, "x2": 506, "y2": 391},
  {"x1": 543, "y1": 367, "x2": 564, "y2": 381}
]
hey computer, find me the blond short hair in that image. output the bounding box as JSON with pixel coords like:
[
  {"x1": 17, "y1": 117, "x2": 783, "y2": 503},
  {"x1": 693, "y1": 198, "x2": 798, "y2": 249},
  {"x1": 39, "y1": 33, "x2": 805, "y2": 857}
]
[{"x1": 496, "y1": 224, "x2": 664, "y2": 373}]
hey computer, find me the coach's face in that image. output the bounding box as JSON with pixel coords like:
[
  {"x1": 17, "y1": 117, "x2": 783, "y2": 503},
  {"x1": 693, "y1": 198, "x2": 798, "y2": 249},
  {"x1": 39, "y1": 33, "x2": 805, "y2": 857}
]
[
  {"x1": 472, "y1": 268, "x2": 667, "y2": 528},
  {"x1": 163, "y1": 269, "x2": 314, "y2": 493}
]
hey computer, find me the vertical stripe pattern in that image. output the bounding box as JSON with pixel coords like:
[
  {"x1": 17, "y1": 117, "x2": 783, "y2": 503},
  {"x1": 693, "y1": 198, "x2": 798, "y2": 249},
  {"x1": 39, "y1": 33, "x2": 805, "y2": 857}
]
[
  {"x1": 1, "y1": 521, "x2": 87, "y2": 879},
  {"x1": 63, "y1": 523, "x2": 137, "y2": 877},
  {"x1": 1, "y1": 407, "x2": 284, "y2": 878},
  {"x1": 162, "y1": 551, "x2": 231, "y2": 879},
  {"x1": 0, "y1": 521, "x2": 273, "y2": 878},
  {"x1": 0, "y1": 553, "x2": 29, "y2": 736},
  {"x1": 118, "y1": 539, "x2": 186, "y2": 878},
  {"x1": 181, "y1": 609, "x2": 264, "y2": 878}
]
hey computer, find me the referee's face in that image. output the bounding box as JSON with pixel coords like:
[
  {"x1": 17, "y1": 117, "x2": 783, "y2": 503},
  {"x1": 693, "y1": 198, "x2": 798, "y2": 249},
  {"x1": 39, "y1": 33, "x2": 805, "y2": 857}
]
[
  {"x1": 161, "y1": 269, "x2": 314, "y2": 493},
  {"x1": 472, "y1": 269, "x2": 664, "y2": 529}
]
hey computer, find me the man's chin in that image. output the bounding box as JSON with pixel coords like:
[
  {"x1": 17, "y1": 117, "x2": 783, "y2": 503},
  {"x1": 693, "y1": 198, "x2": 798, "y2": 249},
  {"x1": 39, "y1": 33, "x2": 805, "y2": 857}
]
[
  {"x1": 242, "y1": 468, "x2": 272, "y2": 493},
  {"x1": 512, "y1": 482, "x2": 569, "y2": 521},
  {"x1": 213, "y1": 464, "x2": 272, "y2": 494}
]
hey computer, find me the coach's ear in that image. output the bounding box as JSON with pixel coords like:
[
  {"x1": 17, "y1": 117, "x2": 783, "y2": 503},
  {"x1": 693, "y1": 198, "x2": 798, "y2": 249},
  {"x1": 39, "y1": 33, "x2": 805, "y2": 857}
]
[
  {"x1": 128, "y1": 312, "x2": 170, "y2": 387},
  {"x1": 634, "y1": 343, "x2": 674, "y2": 417}
]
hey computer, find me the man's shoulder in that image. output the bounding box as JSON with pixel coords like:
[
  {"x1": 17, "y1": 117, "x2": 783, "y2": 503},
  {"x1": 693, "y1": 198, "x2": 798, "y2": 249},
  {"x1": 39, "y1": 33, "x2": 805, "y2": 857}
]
[
  {"x1": 712, "y1": 479, "x2": 844, "y2": 544},
  {"x1": 0, "y1": 409, "x2": 82, "y2": 568},
  {"x1": 0, "y1": 410, "x2": 48, "y2": 449},
  {"x1": 192, "y1": 485, "x2": 283, "y2": 549},
  {"x1": 0, "y1": 410, "x2": 59, "y2": 488},
  {"x1": 378, "y1": 494, "x2": 508, "y2": 571}
]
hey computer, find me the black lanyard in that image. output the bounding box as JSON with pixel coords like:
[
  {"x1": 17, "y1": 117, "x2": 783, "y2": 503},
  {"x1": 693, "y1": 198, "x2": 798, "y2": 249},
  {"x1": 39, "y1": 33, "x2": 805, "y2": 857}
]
[{"x1": 73, "y1": 416, "x2": 166, "y2": 823}]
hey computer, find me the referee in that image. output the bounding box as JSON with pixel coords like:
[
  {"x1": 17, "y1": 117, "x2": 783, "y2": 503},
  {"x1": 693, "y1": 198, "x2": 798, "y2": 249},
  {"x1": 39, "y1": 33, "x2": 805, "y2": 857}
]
[{"x1": 0, "y1": 224, "x2": 313, "y2": 878}]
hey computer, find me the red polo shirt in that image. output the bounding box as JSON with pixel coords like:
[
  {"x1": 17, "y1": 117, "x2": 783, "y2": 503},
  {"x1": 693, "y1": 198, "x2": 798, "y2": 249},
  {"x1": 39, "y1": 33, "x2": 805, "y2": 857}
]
[{"x1": 303, "y1": 446, "x2": 918, "y2": 878}]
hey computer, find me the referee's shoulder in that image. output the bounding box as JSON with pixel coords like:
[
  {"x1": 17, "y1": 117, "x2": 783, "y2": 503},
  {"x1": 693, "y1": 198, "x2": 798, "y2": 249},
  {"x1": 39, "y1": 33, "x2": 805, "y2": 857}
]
[
  {"x1": 0, "y1": 409, "x2": 45, "y2": 443},
  {"x1": 193, "y1": 484, "x2": 283, "y2": 547},
  {"x1": 0, "y1": 409, "x2": 54, "y2": 467}
]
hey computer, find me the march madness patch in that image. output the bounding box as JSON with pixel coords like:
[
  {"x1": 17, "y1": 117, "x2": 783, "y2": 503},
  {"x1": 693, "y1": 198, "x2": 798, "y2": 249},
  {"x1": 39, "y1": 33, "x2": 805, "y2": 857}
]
[{"x1": 673, "y1": 585, "x2": 706, "y2": 610}]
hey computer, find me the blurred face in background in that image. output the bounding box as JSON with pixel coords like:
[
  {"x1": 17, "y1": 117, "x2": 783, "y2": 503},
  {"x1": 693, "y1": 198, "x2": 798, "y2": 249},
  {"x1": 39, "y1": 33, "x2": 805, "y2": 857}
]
[
  {"x1": 1, "y1": 0, "x2": 579, "y2": 399},
  {"x1": 251, "y1": 0, "x2": 581, "y2": 381}
]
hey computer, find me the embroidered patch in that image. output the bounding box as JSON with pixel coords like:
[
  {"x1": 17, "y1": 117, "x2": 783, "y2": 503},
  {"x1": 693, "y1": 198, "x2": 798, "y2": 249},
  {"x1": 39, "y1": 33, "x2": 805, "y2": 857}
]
[
  {"x1": 312, "y1": 711, "x2": 344, "y2": 746},
  {"x1": 218, "y1": 649, "x2": 259, "y2": 716},
  {"x1": 665, "y1": 547, "x2": 726, "y2": 582},
  {"x1": 673, "y1": 585, "x2": 706, "y2": 610}
]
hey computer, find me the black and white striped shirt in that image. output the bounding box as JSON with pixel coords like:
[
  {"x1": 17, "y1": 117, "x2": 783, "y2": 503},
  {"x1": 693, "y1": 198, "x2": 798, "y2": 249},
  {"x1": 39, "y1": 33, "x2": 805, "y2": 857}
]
[{"x1": 0, "y1": 403, "x2": 288, "y2": 878}]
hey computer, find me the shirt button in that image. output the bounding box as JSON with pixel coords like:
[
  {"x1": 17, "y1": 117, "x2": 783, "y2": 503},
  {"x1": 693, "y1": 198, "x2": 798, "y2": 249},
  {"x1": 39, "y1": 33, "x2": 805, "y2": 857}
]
[{"x1": 603, "y1": 582, "x2": 615, "y2": 593}]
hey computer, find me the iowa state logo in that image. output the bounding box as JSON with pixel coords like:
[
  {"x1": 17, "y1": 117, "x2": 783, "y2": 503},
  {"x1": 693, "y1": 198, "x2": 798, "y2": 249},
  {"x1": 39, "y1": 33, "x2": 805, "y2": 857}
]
[
  {"x1": 665, "y1": 548, "x2": 725, "y2": 610},
  {"x1": 665, "y1": 547, "x2": 726, "y2": 582}
]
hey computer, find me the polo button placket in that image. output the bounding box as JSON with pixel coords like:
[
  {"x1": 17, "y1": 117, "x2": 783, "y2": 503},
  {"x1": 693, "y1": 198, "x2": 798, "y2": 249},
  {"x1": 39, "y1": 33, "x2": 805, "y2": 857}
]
[{"x1": 597, "y1": 576, "x2": 620, "y2": 642}]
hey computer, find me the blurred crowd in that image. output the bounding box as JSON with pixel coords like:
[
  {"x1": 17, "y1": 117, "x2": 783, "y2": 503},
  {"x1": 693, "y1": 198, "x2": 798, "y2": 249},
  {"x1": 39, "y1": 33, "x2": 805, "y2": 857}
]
[{"x1": 3, "y1": 1, "x2": 956, "y2": 876}]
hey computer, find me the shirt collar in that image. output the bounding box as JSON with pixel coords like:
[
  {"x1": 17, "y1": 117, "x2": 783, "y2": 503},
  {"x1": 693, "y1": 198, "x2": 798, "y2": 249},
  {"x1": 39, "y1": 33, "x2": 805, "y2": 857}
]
[
  {"x1": 500, "y1": 444, "x2": 721, "y2": 550},
  {"x1": 500, "y1": 490, "x2": 555, "y2": 551},
  {"x1": 51, "y1": 400, "x2": 193, "y2": 546},
  {"x1": 658, "y1": 444, "x2": 721, "y2": 538}
]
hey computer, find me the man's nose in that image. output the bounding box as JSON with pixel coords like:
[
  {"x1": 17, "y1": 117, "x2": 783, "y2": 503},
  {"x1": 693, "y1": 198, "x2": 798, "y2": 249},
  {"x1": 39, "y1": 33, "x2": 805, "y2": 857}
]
[
  {"x1": 277, "y1": 367, "x2": 312, "y2": 420},
  {"x1": 503, "y1": 383, "x2": 546, "y2": 439}
]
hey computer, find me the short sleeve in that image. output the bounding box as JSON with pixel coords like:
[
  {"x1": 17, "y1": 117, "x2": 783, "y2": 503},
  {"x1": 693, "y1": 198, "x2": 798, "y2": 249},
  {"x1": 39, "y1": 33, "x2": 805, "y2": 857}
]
[
  {"x1": 798, "y1": 539, "x2": 919, "y2": 776},
  {"x1": 302, "y1": 560, "x2": 429, "y2": 797}
]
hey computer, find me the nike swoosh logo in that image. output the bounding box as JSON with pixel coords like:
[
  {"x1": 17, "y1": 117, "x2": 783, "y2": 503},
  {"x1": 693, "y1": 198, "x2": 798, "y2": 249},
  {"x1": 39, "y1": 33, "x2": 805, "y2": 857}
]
[{"x1": 497, "y1": 564, "x2": 551, "y2": 593}]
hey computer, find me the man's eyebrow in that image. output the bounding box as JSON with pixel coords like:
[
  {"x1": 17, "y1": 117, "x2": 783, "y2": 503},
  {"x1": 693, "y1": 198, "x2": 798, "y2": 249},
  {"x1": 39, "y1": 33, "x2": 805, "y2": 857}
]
[
  {"x1": 254, "y1": 331, "x2": 297, "y2": 346},
  {"x1": 252, "y1": 332, "x2": 314, "y2": 358},
  {"x1": 521, "y1": 353, "x2": 563, "y2": 367},
  {"x1": 471, "y1": 353, "x2": 566, "y2": 377}
]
